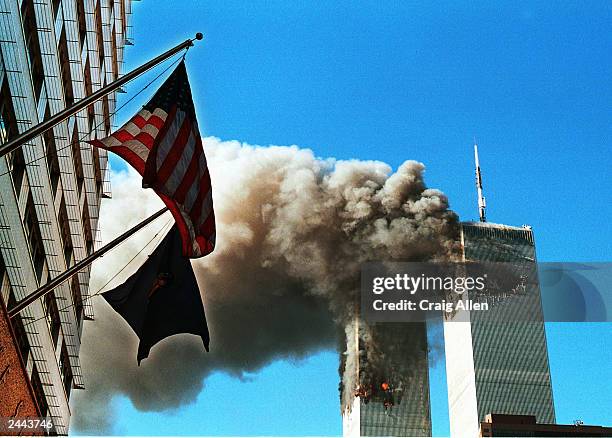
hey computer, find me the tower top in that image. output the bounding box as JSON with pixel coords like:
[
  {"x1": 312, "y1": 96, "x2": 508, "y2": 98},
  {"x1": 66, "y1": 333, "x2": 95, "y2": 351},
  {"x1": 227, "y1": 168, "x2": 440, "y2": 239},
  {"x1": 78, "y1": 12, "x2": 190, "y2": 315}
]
[{"x1": 474, "y1": 141, "x2": 487, "y2": 222}]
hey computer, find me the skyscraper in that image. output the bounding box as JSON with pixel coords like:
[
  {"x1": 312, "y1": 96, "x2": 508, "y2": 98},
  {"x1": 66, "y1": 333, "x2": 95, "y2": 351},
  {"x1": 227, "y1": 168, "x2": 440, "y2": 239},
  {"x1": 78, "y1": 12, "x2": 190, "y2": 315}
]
[
  {"x1": 443, "y1": 145, "x2": 555, "y2": 436},
  {"x1": 0, "y1": 0, "x2": 131, "y2": 433},
  {"x1": 342, "y1": 322, "x2": 432, "y2": 437}
]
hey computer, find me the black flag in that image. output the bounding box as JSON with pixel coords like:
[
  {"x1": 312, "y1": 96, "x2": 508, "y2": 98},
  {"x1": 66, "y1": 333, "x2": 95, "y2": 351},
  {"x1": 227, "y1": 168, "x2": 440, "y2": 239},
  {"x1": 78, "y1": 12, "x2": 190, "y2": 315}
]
[{"x1": 103, "y1": 225, "x2": 209, "y2": 364}]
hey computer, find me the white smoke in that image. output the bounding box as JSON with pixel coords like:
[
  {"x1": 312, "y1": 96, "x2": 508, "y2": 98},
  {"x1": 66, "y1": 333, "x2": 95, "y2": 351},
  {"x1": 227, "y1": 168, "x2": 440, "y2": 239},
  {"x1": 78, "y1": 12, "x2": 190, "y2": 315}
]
[{"x1": 70, "y1": 137, "x2": 459, "y2": 433}]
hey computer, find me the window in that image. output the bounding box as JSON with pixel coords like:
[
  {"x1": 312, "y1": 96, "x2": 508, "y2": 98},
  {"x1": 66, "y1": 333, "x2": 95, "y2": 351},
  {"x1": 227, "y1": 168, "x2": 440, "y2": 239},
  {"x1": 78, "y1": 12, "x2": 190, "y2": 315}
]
[
  {"x1": 24, "y1": 194, "x2": 46, "y2": 283},
  {"x1": 93, "y1": 145, "x2": 104, "y2": 201},
  {"x1": 0, "y1": 78, "x2": 24, "y2": 201},
  {"x1": 92, "y1": 146, "x2": 102, "y2": 184},
  {"x1": 70, "y1": 277, "x2": 83, "y2": 327},
  {"x1": 43, "y1": 292, "x2": 60, "y2": 348},
  {"x1": 71, "y1": 127, "x2": 84, "y2": 196},
  {"x1": 120, "y1": 0, "x2": 126, "y2": 35},
  {"x1": 82, "y1": 202, "x2": 93, "y2": 255},
  {"x1": 83, "y1": 57, "x2": 93, "y2": 97},
  {"x1": 0, "y1": 76, "x2": 18, "y2": 144},
  {"x1": 52, "y1": 0, "x2": 61, "y2": 19},
  {"x1": 21, "y1": 0, "x2": 45, "y2": 99},
  {"x1": 83, "y1": 58, "x2": 95, "y2": 127},
  {"x1": 0, "y1": 252, "x2": 7, "y2": 304},
  {"x1": 58, "y1": 28, "x2": 74, "y2": 106},
  {"x1": 110, "y1": 27, "x2": 118, "y2": 80},
  {"x1": 7, "y1": 292, "x2": 31, "y2": 366},
  {"x1": 59, "y1": 342, "x2": 73, "y2": 398},
  {"x1": 30, "y1": 364, "x2": 49, "y2": 417},
  {"x1": 83, "y1": 56, "x2": 95, "y2": 132},
  {"x1": 102, "y1": 95, "x2": 111, "y2": 134},
  {"x1": 94, "y1": 0, "x2": 105, "y2": 71},
  {"x1": 77, "y1": 0, "x2": 87, "y2": 49},
  {"x1": 58, "y1": 197, "x2": 73, "y2": 267},
  {"x1": 43, "y1": 108, "x2": 61, "y2": 196},
  {"x1": 9, "y1": 148, "x2": 26, "y2": 199},
  {"x1": 3, "y1": 77, "x2": 25, "y2": 195}
]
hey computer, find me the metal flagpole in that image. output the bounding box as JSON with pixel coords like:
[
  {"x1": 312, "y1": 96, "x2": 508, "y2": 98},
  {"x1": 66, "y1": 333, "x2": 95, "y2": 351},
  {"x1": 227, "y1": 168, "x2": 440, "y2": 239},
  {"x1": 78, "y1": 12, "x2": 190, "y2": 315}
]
[
  {"x1": 8, "y1": 207, "x2": 169, "y2": 318},
  {"x1": 0, "y1": 33, "x2": 203, "y2": 159}
]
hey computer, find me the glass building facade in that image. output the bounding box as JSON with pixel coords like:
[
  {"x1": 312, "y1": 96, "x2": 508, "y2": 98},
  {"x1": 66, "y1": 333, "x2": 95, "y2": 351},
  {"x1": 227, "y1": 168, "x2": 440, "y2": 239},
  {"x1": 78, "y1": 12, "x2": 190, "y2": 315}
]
[
  {"x1": 444, "y1": 222, "x2": 555, "y2": 437},
  {"x1": 0, "y1": 0, "x2": 131, "y2": 433}
]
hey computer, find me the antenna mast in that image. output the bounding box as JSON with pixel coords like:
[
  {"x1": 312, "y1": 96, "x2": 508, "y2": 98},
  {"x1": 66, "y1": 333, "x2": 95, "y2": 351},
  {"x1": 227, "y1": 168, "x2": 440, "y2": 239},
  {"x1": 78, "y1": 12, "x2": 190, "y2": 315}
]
[{"x1": 474, "y1": 141, "x2": 487, "y2": 222}]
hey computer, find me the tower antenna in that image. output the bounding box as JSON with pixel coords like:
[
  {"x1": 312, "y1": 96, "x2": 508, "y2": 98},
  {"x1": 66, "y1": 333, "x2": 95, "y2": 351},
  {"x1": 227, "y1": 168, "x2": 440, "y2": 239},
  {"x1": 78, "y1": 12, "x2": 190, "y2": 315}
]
[{"x1": 474, "y1": 140, "x2": 487, "y2": 222}]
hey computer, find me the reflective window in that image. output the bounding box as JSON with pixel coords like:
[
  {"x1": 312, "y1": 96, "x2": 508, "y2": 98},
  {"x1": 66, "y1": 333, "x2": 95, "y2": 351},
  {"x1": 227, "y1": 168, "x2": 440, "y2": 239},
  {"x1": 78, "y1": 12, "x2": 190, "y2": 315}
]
[
  {"x1": 52, "y1": 0, "x2": 61, "y2": 19},
  {"x1": 43, "y1": 107, "x2": 61, "y2": 196},
  {"x1": 43, "y1": 292, "x2": 60, "y2": 348},
  {"x1": 30, "y1": 364, "x2": 49, "y2": 417},
  {"x1": 70, "y1": 277, "x2": 83, "y2": 327},
  {"x1": 58, "y1": 196, "x2": 73, "y2": 267},
  {"x1": 9, "y1": 148, "x2": 26, "y2": 199},
  {"x1": 58, "y1": 28, "x2": 74, "y2": 106},
  {"x1": 7, "y1": 292, "x2": 31, "y2": 366},
  {"x1": 21, "y1": 0, "x2": 45, "y2": 99},
  {"x1": 94, "y1": 0, "x2": 105, "y2": 70},
  {"x1": 82, "y1": 202, "x2": 93, "y2": 255},
  {"x1": 0, "y1": 76, "x2": 17, "y2": 144},
  {"x1": 59, "y1": 342, "x2": 73, "y2": 398},
  {"x1": 77, "y1": 0, "x2": 87, "y2": 49},
  {"x1": 24, "y1": 194, "x2": 46, "y2": 283},
  {"x1": 71, "y1": 126, "x2": 85, "y2": 196}
]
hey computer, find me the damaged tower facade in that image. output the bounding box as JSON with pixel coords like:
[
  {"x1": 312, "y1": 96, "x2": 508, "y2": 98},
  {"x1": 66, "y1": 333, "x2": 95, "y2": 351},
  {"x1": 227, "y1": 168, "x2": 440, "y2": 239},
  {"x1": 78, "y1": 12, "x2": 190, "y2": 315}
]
[
  {"x1": 443, "y1": 145, "x2": 555, "y2": 436},
  {"x1": 341, "y1": 321, "x2": 432, "y2": 437}
]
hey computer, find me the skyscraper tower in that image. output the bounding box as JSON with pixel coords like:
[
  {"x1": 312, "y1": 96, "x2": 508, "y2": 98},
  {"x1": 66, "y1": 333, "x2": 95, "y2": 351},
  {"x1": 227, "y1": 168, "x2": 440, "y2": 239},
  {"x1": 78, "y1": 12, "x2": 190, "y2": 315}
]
[
  {"x1": 443, "y1": 145, "x2": 555, "y2": 436},
  {"x1": 0, "y1": 0, "x2": 132, "y2": 433},
  {"x1": 341, "y1": 321, "x2": 432, "y2": 437}
]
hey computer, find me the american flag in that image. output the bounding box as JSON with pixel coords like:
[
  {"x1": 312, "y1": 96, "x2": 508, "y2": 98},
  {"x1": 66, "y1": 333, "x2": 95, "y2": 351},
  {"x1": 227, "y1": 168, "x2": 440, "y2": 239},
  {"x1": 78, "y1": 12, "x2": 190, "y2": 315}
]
[{"x1": 89, "y1": 61, "x2": 215, "y2": 258}]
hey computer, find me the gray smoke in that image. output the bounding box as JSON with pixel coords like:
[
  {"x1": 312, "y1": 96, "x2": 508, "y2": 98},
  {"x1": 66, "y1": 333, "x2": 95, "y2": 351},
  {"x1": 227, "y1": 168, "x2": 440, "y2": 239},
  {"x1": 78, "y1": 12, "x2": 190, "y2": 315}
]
[{"x1": 70, "y1": 137, "x2": 459, "y2": 433}]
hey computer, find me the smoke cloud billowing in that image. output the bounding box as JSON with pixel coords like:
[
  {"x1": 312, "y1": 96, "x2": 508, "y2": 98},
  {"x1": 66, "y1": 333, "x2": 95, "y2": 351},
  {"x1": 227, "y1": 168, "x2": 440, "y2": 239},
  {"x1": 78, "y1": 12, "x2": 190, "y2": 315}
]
[{"x1": 71, "y1": 138, "x2": 459, "y2": 433}]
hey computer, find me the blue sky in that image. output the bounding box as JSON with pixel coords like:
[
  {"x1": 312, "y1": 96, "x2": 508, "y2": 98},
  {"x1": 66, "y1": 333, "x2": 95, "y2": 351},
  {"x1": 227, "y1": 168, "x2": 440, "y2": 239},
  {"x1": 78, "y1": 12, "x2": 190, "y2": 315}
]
[{"x1": 91, "y1": 1, "x2": 610, "y2": 435}]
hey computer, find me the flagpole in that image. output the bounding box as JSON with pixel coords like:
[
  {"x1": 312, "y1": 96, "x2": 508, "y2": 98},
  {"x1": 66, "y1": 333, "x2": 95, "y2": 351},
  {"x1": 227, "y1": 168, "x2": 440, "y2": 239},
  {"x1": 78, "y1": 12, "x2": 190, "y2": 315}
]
[
  {"x1": 8, "y1": 207, "x2": 169, "y2": 318},
  {"x1": 0, "y1": 33, "x2": 203, "y2": 159}
]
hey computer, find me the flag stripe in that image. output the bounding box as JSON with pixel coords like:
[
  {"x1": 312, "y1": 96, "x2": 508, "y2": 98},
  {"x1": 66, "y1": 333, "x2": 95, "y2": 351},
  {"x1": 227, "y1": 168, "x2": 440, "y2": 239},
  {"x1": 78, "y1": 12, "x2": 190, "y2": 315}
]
[
  {"x1": 131, "y1": 114, "x2": 148, "y2": 129},
  {"x1": 173, "y1": 146, "x2": 202, "y2": 204},
  {"x1": 114, "y1": 130, "x2": 134, "y2": 143},
  {"x1": 183, "y1": 167, "x2": 201, "y2": 213},
  {"x1": 111, "y1": 146, "x2": 146, "y2": 173},
  {"x1": 196, "y1": 189, "x2": 214, "y2": 229},
  {"x1": 133, "y1": 131, "x2": 155, "y2": 149},
  {"x1": 188, "y1": 171, "x2": 211, "y2": 226},
  {"x1": 157, "y1": 117, "x2": 192, "y2": 183},
  {"x1": 148, "y1": 114, "x2": 166, "y2": 130},
  {"x1": 142, "y1": 123, "x2": 161, "y2": 140},
  {"x1": 123, "y1": 122, "x2": 142, "y2": 137},
  {"x1": 165, "y1": 131, "x2": 196, "y2": 195},
  {"x1": 155, "y1": 109, "x2": 184, "y2": 168},
  {"x1": 199, "y1": 212, "x2": 215, "y2": 237}
]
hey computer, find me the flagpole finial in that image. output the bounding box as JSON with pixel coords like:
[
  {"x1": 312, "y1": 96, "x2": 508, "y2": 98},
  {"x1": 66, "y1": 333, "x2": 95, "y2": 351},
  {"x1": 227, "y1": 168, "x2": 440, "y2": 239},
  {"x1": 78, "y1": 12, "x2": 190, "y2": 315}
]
[{"x1": 195, "y1": 33, "x2": 204, "y2": 41}]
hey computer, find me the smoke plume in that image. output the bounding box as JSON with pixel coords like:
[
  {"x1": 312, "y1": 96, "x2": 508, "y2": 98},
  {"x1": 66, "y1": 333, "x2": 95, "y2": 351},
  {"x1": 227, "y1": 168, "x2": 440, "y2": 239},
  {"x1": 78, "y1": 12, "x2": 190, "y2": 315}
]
[{"x1": 71, "y1": 137, "x2": 459, "y2": 433}]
